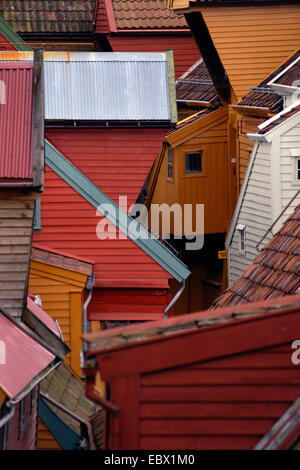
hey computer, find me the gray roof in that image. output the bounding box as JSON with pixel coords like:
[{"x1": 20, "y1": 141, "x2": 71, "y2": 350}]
[{"x1": 0, "y1": 51, "x2": 171, "y2": 121}]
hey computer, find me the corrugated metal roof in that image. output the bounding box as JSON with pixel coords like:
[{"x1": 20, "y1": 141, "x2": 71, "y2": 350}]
[
  {"x1": 43, "y1": 52, "x2": 170, "y2": 121},
  {"x1": 0, "y1": 62, "x2": 34, "y2": 180},
  {"x1": 0, "y1": 51, "x2": 172, "y2": 121},
  {"x1": 0, "y1": 311, "x2": 55, "y2": 399}
]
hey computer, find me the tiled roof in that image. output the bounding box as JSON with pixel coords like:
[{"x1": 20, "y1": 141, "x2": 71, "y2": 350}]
[
  {"x1": 211, "y1": 204, "x2": 300, "y2": 309},
  {"x1": 258, "y1": 103, "x2": 300, "y2": 135},
  {"x1": 83, "y1": 294, "x2": 300, "y2": 353},
  {"x1": 112, "y1": 0, "x2": 188, "y2": 29},
  {"x1": 176, "y1": 59, "x2": 219, "y2": 104},
  {"x1": 0, "y1": 1, "x2": 95, "y2": 34},
  {"x1": 238, "y1": 49, "x2": 300, "y2": 114},
  {"x1": 238, "y1": 87, "x2": 283, "y2": 115}
]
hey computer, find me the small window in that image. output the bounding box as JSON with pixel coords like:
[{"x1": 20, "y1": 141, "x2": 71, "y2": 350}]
[
  {"x1": 185, "y1": 150, "x2": 203, "y2": 174},
  {"x1": 167, "y1": 148, "x2": 173, "y2": 179},
  {"x1": 237, "y1": 224, "x2": 246, "y2": 254}
]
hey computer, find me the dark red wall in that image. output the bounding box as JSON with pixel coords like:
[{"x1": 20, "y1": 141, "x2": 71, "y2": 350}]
[{"x1": 0, "y1": 387, "x2": 39, "y2": 450}]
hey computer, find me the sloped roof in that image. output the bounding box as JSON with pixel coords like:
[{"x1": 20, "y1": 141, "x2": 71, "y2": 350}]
[
  {"x1": 83, "y1": 293, "x2": 300, "y2": 354},
  {"x1": 40, "y1": 363, "x2": 97, "y2": 436},
  {"x1": 0, "y1": 51, "x2": 173, "y2": 122},
  {"x1": 176, "y1": 59, "x2": 219, "y2": 104},
  {"x1": 0, "y1": 1, "x2": 95, "y2": 34},
  {"x1": 238, "y1": 49, "x2": 300, "y2": 114},
  {"x1": 111, "y1": 0, "x2": 188, "y2": 30},
  {"x1": 211, "y1": 204, "x2": 300, "y2": 309},
  {"x1": 32, "y1": 244, "x2": 94, "y2": 276}
]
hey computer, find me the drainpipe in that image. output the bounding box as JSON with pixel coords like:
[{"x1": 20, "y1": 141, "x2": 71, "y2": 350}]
[
  {"x1": 82, "y1": 272, "x2": 96, "y2": 353},
  {"x1": 163, "y1": 280, "x2": 186, "y2": 319}
]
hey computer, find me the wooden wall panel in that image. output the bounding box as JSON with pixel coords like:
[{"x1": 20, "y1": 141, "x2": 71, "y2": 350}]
[
  {"x1": 136, "y1": 344, "x2": 299, "y2": 450},
  {"x1": 199, "y1": 4, "x2": 300, "y2": 100}
]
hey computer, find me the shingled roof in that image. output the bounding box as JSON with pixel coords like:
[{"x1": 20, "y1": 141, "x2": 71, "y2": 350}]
[
  {"x1": 211, "y1": 204, "x2": 300, "y2": 309},
  {"x1": 112, "y1": 0, "x2": 188, "y2": 29},
  {"x1": 0, "y1": 1, "x2": 95, "y2": 34},
  {"x1": 176, "y1": 59, "x2": 220, "y2": 105},
  {"x1": 237, "y1": 49, "x2": 300, "y2": 114}
]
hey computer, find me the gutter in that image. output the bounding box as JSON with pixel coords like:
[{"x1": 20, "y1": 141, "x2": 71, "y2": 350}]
[{"x1": 164, "y1": 280, "x2": 186, "y2": 319}]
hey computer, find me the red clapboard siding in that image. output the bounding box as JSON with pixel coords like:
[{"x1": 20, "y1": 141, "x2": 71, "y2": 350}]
[
  {"x1": 33, "y1": 165, "x2": 170, "y2": 285},
  {"x1": 6, "y1": 388, "x2": 38, "y2": 450},
  {"x1": 88, "y1": 287, "x2": 170, "y2": 320},
  {"x1": 46, "y1": 129, "x2": 167, "y2": 207},
  {"x1": 108, "y1": 35, "x2": 200, "y2": 79}
]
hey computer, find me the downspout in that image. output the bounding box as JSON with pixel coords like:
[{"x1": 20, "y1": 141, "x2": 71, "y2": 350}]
[
  {"x1": 163, "y1": 280, "x2": 186, "y2": 319},
  {"x1": 82, "y1": 272, "x2": 96, "y2": 352},
  {"x1": 0, "y1": 405, "x2": 15, "y2": 429}
]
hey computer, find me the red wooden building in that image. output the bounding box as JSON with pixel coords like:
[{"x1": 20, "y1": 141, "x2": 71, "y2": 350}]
[
  {"x1": 95, "y1": 0, "x2": 200, "y2": 78},
  {"x1": 82, "y1": 294, "x2": 300, "y2": 450},
  {"x1": 31, "y1": 51, "x2": 190, "y2": 327}
]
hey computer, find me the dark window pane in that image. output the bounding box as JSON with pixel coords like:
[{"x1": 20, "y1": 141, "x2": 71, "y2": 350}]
[
  {"x1": 185, "y1": 151, "x2": 202, "y2": 174},
  {"x1": 297, "y1": 159, "x2": 300, "y2": 180}
]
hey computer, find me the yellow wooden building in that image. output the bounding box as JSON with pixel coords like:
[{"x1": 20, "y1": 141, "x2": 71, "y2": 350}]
[{"x1": 145, "y1": 106, "x2": 232, "y2": 313}]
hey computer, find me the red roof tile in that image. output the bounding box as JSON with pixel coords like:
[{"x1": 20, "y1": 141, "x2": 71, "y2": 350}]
[
  {"x1": 111, "y1": 0, "x2": 188, "y2": 30},
  {"x1": 211, "y1": 205, "x2": 300, "y2": 309},
  {"x1": 0, "y1": 62, "x2": 34, "y2": 182},
  {"x1": 176, "y1": 59, "x2": 219, "y2": 104}
]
